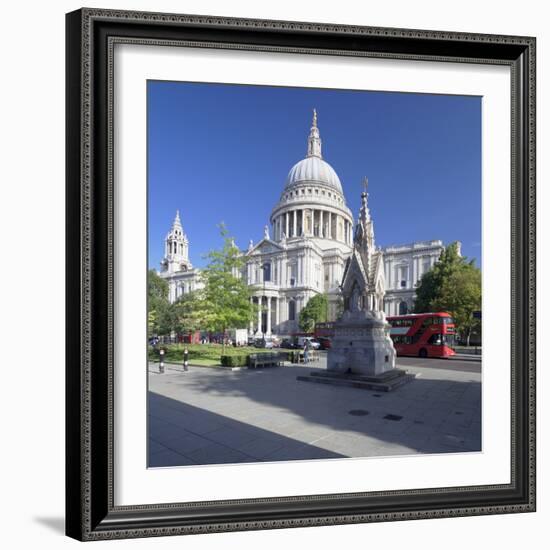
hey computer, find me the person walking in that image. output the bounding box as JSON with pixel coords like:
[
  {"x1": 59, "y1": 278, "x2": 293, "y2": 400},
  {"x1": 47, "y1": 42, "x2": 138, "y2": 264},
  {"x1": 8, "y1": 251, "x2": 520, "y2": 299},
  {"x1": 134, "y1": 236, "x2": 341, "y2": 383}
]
[{"x1": 303, "y1": 340, "x2": 310, "y2": 364}]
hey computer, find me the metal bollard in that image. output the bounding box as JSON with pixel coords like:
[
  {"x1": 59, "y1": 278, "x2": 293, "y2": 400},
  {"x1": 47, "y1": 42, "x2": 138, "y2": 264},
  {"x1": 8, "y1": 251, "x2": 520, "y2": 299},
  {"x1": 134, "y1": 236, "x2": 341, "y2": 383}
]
[
  {"x1": 183, "y1": 347, "x2": 189, "y2": 372},
  {"x1": 159, "y1": 348, "x2": 165, "y2": 374}
]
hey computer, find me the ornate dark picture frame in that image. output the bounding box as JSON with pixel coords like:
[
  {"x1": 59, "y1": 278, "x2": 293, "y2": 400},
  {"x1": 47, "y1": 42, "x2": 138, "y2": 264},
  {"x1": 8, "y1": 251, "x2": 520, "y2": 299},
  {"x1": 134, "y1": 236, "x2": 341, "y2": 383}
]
[{"x1": 66, "y1": 8, "x2": 536, "y2": 541}]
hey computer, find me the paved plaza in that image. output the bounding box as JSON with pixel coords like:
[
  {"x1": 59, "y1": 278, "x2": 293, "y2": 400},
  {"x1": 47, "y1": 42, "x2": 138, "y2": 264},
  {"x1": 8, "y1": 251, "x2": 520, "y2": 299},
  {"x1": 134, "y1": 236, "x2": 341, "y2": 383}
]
[{"x1": 148, "y1": 353, "x2": 481, "y2": 467}]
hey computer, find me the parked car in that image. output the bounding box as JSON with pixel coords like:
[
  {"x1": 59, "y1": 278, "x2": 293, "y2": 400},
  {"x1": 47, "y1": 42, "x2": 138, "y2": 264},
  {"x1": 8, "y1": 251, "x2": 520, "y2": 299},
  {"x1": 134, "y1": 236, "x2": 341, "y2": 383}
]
[
  {"x1": 254, "y1": 337, "x2": 275, "y2": 349},
  {"x1": 280, "y1": 338, "x2": 298, "y2": 349},
  {"x1": 296, "y1": 336, "x2": 321, "y2": 350},
  {"x1": 315, "y1": 337, "x2": 332, "y2": 350}
]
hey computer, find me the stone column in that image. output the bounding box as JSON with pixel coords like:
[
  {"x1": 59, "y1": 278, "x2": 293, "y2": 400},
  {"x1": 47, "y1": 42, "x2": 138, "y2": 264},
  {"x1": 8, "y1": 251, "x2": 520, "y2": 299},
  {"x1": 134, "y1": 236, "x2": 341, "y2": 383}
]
[
  {"x1": 266, "y1": 297, "x2": 272, "y2": 335},
  {"x1": 285, "y1": 212, "x2": 289, "y2": 237},
  {"x1": 257, "y1": 297, "x2": 262, "y2": 333},
  {"x1": 274, "y1": 297, "x2": 279, "y2": 328},
  {"x1": 328, "y1": 212, "x2": 332, "y2": 239},
  {"x1": 301, "y1": 209, "x2": 305, "y2": 236},
  {"x1": 249, "y1": 297, "x2": 254, "y2": 334},
  {"x1": 320, "y1": 210, "x2": 324, "y2": 237},
  {"x1": 292, "y1": 210, "x2": 297, "y2": 237}
]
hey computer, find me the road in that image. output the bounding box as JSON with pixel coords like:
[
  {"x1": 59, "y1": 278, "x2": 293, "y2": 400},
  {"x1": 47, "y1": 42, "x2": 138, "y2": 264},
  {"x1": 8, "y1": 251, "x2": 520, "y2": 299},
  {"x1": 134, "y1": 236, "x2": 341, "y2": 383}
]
[
  {"x1": 307, "y1": 350, "x2": 481, "y2": 374},
  {"x1": 395, "y1": 355, "x2": 482, "y2": 374}
]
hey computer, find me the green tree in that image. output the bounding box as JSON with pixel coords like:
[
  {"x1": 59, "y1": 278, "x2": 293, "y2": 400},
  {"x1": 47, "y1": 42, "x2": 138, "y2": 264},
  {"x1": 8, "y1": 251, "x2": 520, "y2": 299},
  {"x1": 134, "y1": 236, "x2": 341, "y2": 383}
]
[
  {"x1": 414, "y1": 242, "x2": 481, "y2": 345},
  {"x1": 147, "y1": 269, "x2": 169, "y2": 337},
  {"x1": 299, "y1": 293, "x2": 329, "y2": 333},
  {"x1": 200, "y1": 224, "x2": 255, "y2": 352},
  {"x1": 172, "y1": 290, "x2": 205, "y2": 334}
]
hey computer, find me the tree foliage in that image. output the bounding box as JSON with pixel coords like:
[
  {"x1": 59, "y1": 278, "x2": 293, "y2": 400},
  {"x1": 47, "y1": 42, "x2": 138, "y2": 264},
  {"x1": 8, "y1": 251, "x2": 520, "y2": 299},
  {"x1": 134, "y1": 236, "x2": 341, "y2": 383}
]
[
  {"x1": 171, "y1": 290, "x2": 205, "y2": 333},
  {"x1": 414, "y1": 242, "x2": 481, "y2": 344},
  {"x1": 299, "y1": 293, "x2": 329, "y2": 333},
  {"x1": 147, "y1": 269, "x2": 169, "y2": 337},
  {"x1": 147, "y1": 226, "x2": 256, "y2": 345},
  {"x1": 200, "y1": 224, "x2": 255, "y2": 345}
]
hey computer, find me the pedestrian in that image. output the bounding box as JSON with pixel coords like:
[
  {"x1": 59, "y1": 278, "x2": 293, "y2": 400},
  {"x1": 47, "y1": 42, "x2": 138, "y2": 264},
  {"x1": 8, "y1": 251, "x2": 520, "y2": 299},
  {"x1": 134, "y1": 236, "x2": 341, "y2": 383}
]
[{"x1": 303, "y1": 340, "x2": 309, "y2": 364}]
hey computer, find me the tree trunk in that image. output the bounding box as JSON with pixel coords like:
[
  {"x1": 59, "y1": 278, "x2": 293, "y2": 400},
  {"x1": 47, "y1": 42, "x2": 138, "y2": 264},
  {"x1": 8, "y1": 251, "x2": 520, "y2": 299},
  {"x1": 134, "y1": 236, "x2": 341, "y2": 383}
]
[{"x1": 465, "y1": 327, "x2": 471, "y2": 347}]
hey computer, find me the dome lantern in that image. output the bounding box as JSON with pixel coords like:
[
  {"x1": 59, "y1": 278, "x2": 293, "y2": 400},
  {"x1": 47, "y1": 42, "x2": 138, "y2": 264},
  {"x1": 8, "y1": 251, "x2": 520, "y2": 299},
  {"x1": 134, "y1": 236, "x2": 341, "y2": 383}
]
[{"x1": 307, "y1": 108, "x2": 322, "y2": 158}]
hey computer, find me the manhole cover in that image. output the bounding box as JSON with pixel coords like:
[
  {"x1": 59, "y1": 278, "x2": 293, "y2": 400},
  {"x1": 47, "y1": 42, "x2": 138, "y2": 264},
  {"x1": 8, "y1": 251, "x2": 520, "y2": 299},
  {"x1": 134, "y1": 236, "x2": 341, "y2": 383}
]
[
  {"x1": 454, "y1": 411, "x2": 464, "y2": 415},
  {"x1": 384, "y1": 414, "x2": 403, "y2": 421},
  {"x1": 348, "y1": 409, "x2": 369, "y2": 416},
  {"x1": 372, "y1": 394, "x2": 382, "y2": 398}
]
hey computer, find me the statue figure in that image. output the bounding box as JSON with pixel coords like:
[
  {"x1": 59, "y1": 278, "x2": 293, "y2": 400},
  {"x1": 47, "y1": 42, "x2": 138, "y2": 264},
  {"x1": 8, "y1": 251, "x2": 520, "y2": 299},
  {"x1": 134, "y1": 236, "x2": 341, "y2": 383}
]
[
  {"x1": 264, "y1": 225, "x2": 270, "y2": 240},
  {"x1": 350, "y1": 285, "x2": 361, "y2": 312}
]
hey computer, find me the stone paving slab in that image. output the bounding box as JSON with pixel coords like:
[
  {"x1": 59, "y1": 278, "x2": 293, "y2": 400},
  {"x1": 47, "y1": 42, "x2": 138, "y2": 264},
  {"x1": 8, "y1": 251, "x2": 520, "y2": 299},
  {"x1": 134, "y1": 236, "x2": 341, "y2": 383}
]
[{"x1": 147, "y1": 354, "x2": 482, "y2": 467}]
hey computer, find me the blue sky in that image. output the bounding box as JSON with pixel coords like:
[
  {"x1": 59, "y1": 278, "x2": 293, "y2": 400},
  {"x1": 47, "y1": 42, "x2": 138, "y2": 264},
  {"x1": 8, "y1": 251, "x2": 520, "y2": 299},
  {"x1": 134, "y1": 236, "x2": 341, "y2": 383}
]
[{"x1": 148, "y1": 81, "x2": 481, "y2": 269}]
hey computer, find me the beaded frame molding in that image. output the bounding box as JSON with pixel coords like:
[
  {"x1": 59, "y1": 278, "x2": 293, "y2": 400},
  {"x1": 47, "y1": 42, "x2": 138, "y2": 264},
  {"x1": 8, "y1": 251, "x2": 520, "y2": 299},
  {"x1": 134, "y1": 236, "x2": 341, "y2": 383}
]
[{"x1": 66, "y1": 8, "x2": 536, "y2": 541}]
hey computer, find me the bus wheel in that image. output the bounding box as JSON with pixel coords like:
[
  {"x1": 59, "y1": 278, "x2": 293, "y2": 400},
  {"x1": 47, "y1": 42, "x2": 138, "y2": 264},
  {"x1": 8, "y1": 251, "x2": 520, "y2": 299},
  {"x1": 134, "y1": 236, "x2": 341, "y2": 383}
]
[{"x1": 419, "y1": 348, "x2": 428, "y2": 358}]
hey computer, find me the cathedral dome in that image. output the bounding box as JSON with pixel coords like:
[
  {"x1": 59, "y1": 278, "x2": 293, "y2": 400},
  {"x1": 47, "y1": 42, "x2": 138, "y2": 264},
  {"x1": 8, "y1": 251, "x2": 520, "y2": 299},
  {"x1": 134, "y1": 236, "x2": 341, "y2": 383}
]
[{"x1": 285, "y1": 156, "x2": 343, "y2": 193}]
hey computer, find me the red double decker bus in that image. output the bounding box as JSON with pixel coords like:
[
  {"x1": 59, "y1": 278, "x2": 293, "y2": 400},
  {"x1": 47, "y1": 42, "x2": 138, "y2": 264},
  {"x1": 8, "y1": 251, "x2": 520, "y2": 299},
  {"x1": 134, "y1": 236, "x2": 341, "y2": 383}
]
[{"x1": 387, "y1": 312, "x2": 456, "y2": 358}]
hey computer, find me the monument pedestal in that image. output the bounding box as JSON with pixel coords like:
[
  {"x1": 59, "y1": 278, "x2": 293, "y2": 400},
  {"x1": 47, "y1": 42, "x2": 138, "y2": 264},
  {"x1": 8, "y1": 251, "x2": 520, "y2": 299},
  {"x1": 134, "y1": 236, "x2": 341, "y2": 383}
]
[{"x1": 297, "y1": 310, "x2": 415, "y2": 392}]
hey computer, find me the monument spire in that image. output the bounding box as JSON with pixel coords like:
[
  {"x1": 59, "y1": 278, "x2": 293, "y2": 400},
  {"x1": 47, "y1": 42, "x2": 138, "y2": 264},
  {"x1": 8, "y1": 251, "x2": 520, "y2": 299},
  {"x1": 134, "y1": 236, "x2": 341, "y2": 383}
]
[
  {"x1": 355, "y1": 177, "x2": 375, "y2": 255},
  {"x1": 359, "y1": 177, "x2": 371, "y2": 224},
  {"x1": 306, "y1": 108, "x2": 322, "y2": 158}
]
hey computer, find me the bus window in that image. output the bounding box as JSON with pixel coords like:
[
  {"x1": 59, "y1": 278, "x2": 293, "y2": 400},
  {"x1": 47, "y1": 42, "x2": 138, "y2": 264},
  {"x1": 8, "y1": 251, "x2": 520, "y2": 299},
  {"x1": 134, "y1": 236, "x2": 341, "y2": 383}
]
[{"x1": 428, "y1": 333, "x2": 443, "y2": 346}]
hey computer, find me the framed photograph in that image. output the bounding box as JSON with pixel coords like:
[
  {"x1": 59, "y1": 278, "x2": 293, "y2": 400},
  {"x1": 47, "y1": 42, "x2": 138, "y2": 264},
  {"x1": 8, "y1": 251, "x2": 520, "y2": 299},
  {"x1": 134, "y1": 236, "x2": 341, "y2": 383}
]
[{"x1": 66, "y1": 8, "x2": 536, "y2": 541}]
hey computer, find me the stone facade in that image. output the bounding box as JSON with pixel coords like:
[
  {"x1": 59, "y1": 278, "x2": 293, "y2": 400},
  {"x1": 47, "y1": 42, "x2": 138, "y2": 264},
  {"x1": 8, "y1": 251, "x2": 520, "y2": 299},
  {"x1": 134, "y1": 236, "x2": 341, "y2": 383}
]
[
  {"x1": 382, "y1": 240, "x2": 446, "y2": 316},
  {"x1": 158, "y1": 111, "x2": 454, "y2": 335},
  {"x1": 158, "y1": 210, "x2": 203, "y2": 303}
]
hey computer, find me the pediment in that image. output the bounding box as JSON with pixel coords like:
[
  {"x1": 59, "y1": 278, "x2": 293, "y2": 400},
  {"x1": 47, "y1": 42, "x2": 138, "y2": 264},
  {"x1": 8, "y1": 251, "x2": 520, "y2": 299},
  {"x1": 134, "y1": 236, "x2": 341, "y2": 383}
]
[{"x1": 247, "y1": 238, "x2": 284, "y2": 257}]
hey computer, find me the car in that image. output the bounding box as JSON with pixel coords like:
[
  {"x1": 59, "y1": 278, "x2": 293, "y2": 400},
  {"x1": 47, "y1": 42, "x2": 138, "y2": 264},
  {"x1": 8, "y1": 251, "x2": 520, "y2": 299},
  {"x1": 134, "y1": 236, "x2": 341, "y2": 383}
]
[
  {"x1": 296, "y1": 336, "x2": 321, "y2": 350},
  {"x1": 314, "y1": 337, "x2": 332, "y2": 350},
  {"x1": 280, "y1": 338, "x2": 298, "y2": 349},
  {"x1": 254, "y1": 338, "x2": 275, "y2": 349},
  {"x1": 308, "y1": 338, "x2": 322, "y2": 350}
]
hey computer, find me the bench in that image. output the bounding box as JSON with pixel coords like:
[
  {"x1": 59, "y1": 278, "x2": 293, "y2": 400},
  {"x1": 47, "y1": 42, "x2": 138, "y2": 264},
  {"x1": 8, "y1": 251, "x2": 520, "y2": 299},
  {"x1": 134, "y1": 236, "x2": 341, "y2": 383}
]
[{"x1": 248, "y1": 352, "x2": 284, "y2": 368}]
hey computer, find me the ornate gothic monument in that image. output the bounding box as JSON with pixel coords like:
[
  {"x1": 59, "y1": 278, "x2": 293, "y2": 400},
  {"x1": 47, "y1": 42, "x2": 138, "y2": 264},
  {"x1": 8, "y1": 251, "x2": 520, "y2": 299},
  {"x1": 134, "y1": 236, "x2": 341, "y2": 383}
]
[{"x1": 298, "y1": 181, "x2": 415, "y2": 392}]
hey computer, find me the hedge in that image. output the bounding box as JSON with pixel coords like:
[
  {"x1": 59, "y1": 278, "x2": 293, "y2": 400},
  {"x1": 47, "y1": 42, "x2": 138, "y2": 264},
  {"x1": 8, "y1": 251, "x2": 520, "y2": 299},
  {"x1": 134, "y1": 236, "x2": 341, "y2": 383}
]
[{"x1": 220, "y1": 354, "x2": 249, "y2": 367}]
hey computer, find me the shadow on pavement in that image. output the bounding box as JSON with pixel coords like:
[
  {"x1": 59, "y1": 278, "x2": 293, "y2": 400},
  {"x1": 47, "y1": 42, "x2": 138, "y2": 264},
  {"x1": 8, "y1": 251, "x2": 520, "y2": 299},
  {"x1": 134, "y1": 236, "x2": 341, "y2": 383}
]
[
  {"x1": 148, "y1": 391, "x2": 346, "y2": 467},
  {"x1": 148, "y1": 362, "x2": 481, "y2": 467}
]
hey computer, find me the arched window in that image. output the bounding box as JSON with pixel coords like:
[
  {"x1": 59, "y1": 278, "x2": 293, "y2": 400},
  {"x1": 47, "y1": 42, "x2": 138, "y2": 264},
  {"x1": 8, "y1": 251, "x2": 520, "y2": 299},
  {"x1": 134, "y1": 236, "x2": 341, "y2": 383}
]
[
  {"x1": 399, "y1": 301, "x2": 408, "y2": 315},
  {"x1": 288, "y1": 300, "x2": 296, "y2": 321}
]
